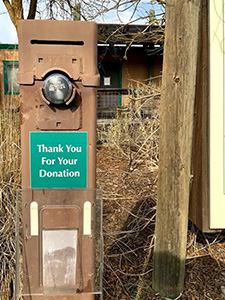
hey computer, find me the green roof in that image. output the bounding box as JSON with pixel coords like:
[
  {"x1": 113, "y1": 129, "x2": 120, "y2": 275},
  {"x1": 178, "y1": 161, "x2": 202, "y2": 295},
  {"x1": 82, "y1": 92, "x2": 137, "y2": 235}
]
[{"x1": 0, "y1": 44, "x2": 18, "y2": 50}]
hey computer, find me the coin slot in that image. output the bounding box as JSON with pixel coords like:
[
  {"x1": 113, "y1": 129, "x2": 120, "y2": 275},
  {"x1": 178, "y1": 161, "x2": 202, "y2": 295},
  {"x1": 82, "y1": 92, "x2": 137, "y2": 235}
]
[{"x1": 30, "y1": 40, "x2": 84, "y2": 46}]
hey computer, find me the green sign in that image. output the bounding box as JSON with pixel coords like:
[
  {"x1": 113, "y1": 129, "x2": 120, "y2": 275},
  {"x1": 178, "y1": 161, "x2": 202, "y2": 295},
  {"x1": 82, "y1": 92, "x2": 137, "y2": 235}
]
[{"x1": 30, "y1": 132, "x2": 88, "y2": 188}]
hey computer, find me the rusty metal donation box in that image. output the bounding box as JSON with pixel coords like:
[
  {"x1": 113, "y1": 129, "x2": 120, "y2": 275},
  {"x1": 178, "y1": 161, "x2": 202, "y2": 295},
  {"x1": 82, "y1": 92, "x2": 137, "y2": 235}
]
[{"x1": 15, "y1": 20, "x2": 102, "y2": 300}]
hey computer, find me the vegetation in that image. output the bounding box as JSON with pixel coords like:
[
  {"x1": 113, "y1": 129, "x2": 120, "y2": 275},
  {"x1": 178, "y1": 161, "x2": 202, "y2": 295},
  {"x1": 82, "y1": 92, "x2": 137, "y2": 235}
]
[
  {"x1": 0, "y1": 94, "x2": 20, "y2": 300},
  {"x1": 97, "y1": 85, "x2": 160, "y2": 299},
  {"x1": 2, "y1": 0, "x2": 165, "y2": 33}
]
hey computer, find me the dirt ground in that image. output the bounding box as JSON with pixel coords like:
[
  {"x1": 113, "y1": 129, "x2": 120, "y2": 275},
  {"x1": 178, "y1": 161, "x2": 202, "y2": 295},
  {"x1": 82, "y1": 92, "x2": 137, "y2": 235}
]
[{"x1": 97, "y1": 146, "x2": 225, "y2": 300}]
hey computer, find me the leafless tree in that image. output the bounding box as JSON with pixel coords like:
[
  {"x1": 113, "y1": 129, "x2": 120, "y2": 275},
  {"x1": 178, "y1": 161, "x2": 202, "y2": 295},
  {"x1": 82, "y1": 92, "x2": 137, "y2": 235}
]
[{"x1": 2, "y1": 0, "x2": 164, "y2": 32}]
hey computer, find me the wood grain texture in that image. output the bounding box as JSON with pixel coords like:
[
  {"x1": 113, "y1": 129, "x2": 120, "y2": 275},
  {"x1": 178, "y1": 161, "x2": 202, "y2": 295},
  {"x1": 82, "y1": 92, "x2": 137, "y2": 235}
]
[
  {"x1": 152, "y1": 0, "x2": 202, "y2": 297},
  {"x1": 189, "y1": 0, "x2": 210, "y2": 232}
]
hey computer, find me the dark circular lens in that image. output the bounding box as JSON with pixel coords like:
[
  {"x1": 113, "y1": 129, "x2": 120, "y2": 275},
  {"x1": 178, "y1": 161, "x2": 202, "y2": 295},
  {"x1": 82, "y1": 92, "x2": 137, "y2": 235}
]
[{"x1": 42, "y1": 73, "x2": 73, "y2": 104}]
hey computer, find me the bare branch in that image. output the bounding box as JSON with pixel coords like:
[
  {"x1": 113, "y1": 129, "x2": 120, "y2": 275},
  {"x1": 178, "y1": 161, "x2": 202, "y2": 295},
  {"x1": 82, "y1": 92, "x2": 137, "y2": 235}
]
[
  {"x1": 2, "y1": 0, "x2": 15, "y2": 25},
  {"x1": 3, "y1": 0, "x2": 23, "y2": 31},
  {"x1": 27, "y1": 0, "x2": 38, "y2": 19}
]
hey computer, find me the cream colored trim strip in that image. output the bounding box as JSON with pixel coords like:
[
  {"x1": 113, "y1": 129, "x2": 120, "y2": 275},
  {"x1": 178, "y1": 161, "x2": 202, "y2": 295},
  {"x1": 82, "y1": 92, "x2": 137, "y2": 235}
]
[
  {"x1": 83, "y1": 201, "x2": 92, "y2": 235},
  {"x1": 30, "y1": 201, "x2": 38, "y2": 236},
  {"x1": 210, "y1": 0, "x2": 225, "y2": 228}
]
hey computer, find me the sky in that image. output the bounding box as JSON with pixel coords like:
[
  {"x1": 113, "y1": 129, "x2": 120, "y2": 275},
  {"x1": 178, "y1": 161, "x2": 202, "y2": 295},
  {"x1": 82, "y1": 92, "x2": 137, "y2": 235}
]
[
  {"x1": 0, "y1": 1, "x2": 164, "y2": 44},
  {"x1": 0, "y1": 1, "x2": 18, "y2": 43}
]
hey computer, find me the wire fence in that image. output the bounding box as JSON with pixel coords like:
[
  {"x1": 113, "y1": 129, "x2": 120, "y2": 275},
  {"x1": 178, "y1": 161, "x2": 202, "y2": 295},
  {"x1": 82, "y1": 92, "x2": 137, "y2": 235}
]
[{"x1": 97, "y1": 88, "x2": 129, "y2": 121}]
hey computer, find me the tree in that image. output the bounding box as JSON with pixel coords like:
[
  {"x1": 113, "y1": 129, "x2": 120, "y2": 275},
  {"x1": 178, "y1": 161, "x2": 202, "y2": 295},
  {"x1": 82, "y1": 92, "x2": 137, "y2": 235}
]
[
  {"x1": 2, "y1": 0, "x2": 165, "y2": 33},
  {"x1": 2, "y1": 0, "x2": 36, "y2": 31}
]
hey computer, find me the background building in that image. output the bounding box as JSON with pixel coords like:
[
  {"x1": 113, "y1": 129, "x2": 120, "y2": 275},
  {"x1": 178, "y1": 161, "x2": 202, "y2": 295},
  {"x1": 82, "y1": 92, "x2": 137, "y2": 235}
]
[
  {"x1": 0, "y1": 44, "x2": 19, "y2": 110},
  {"x1": 0, "y1": 23, "x2": 163, "y2": 119}
]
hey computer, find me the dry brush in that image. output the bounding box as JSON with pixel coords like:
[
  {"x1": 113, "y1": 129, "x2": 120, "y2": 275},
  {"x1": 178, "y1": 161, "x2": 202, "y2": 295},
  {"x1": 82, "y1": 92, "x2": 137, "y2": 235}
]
[{"x1": 0, "y1": 94, "x2": 21, "y2": 300}]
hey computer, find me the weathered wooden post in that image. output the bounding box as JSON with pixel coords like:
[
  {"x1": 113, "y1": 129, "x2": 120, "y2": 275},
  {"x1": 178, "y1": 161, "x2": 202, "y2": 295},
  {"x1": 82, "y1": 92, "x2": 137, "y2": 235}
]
[{"x1": 152, "y1": 0, "x2": 202, "y2": 298}]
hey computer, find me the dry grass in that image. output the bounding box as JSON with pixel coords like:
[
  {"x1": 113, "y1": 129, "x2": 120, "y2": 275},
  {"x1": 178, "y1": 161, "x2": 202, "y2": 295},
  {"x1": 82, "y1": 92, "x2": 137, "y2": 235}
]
[
  {"x1": 97, "y1": 87, "x2": 160, "y2": 300},
  {"x1": 0, "y1": 95, "x2": 21, "y2": 300}
]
